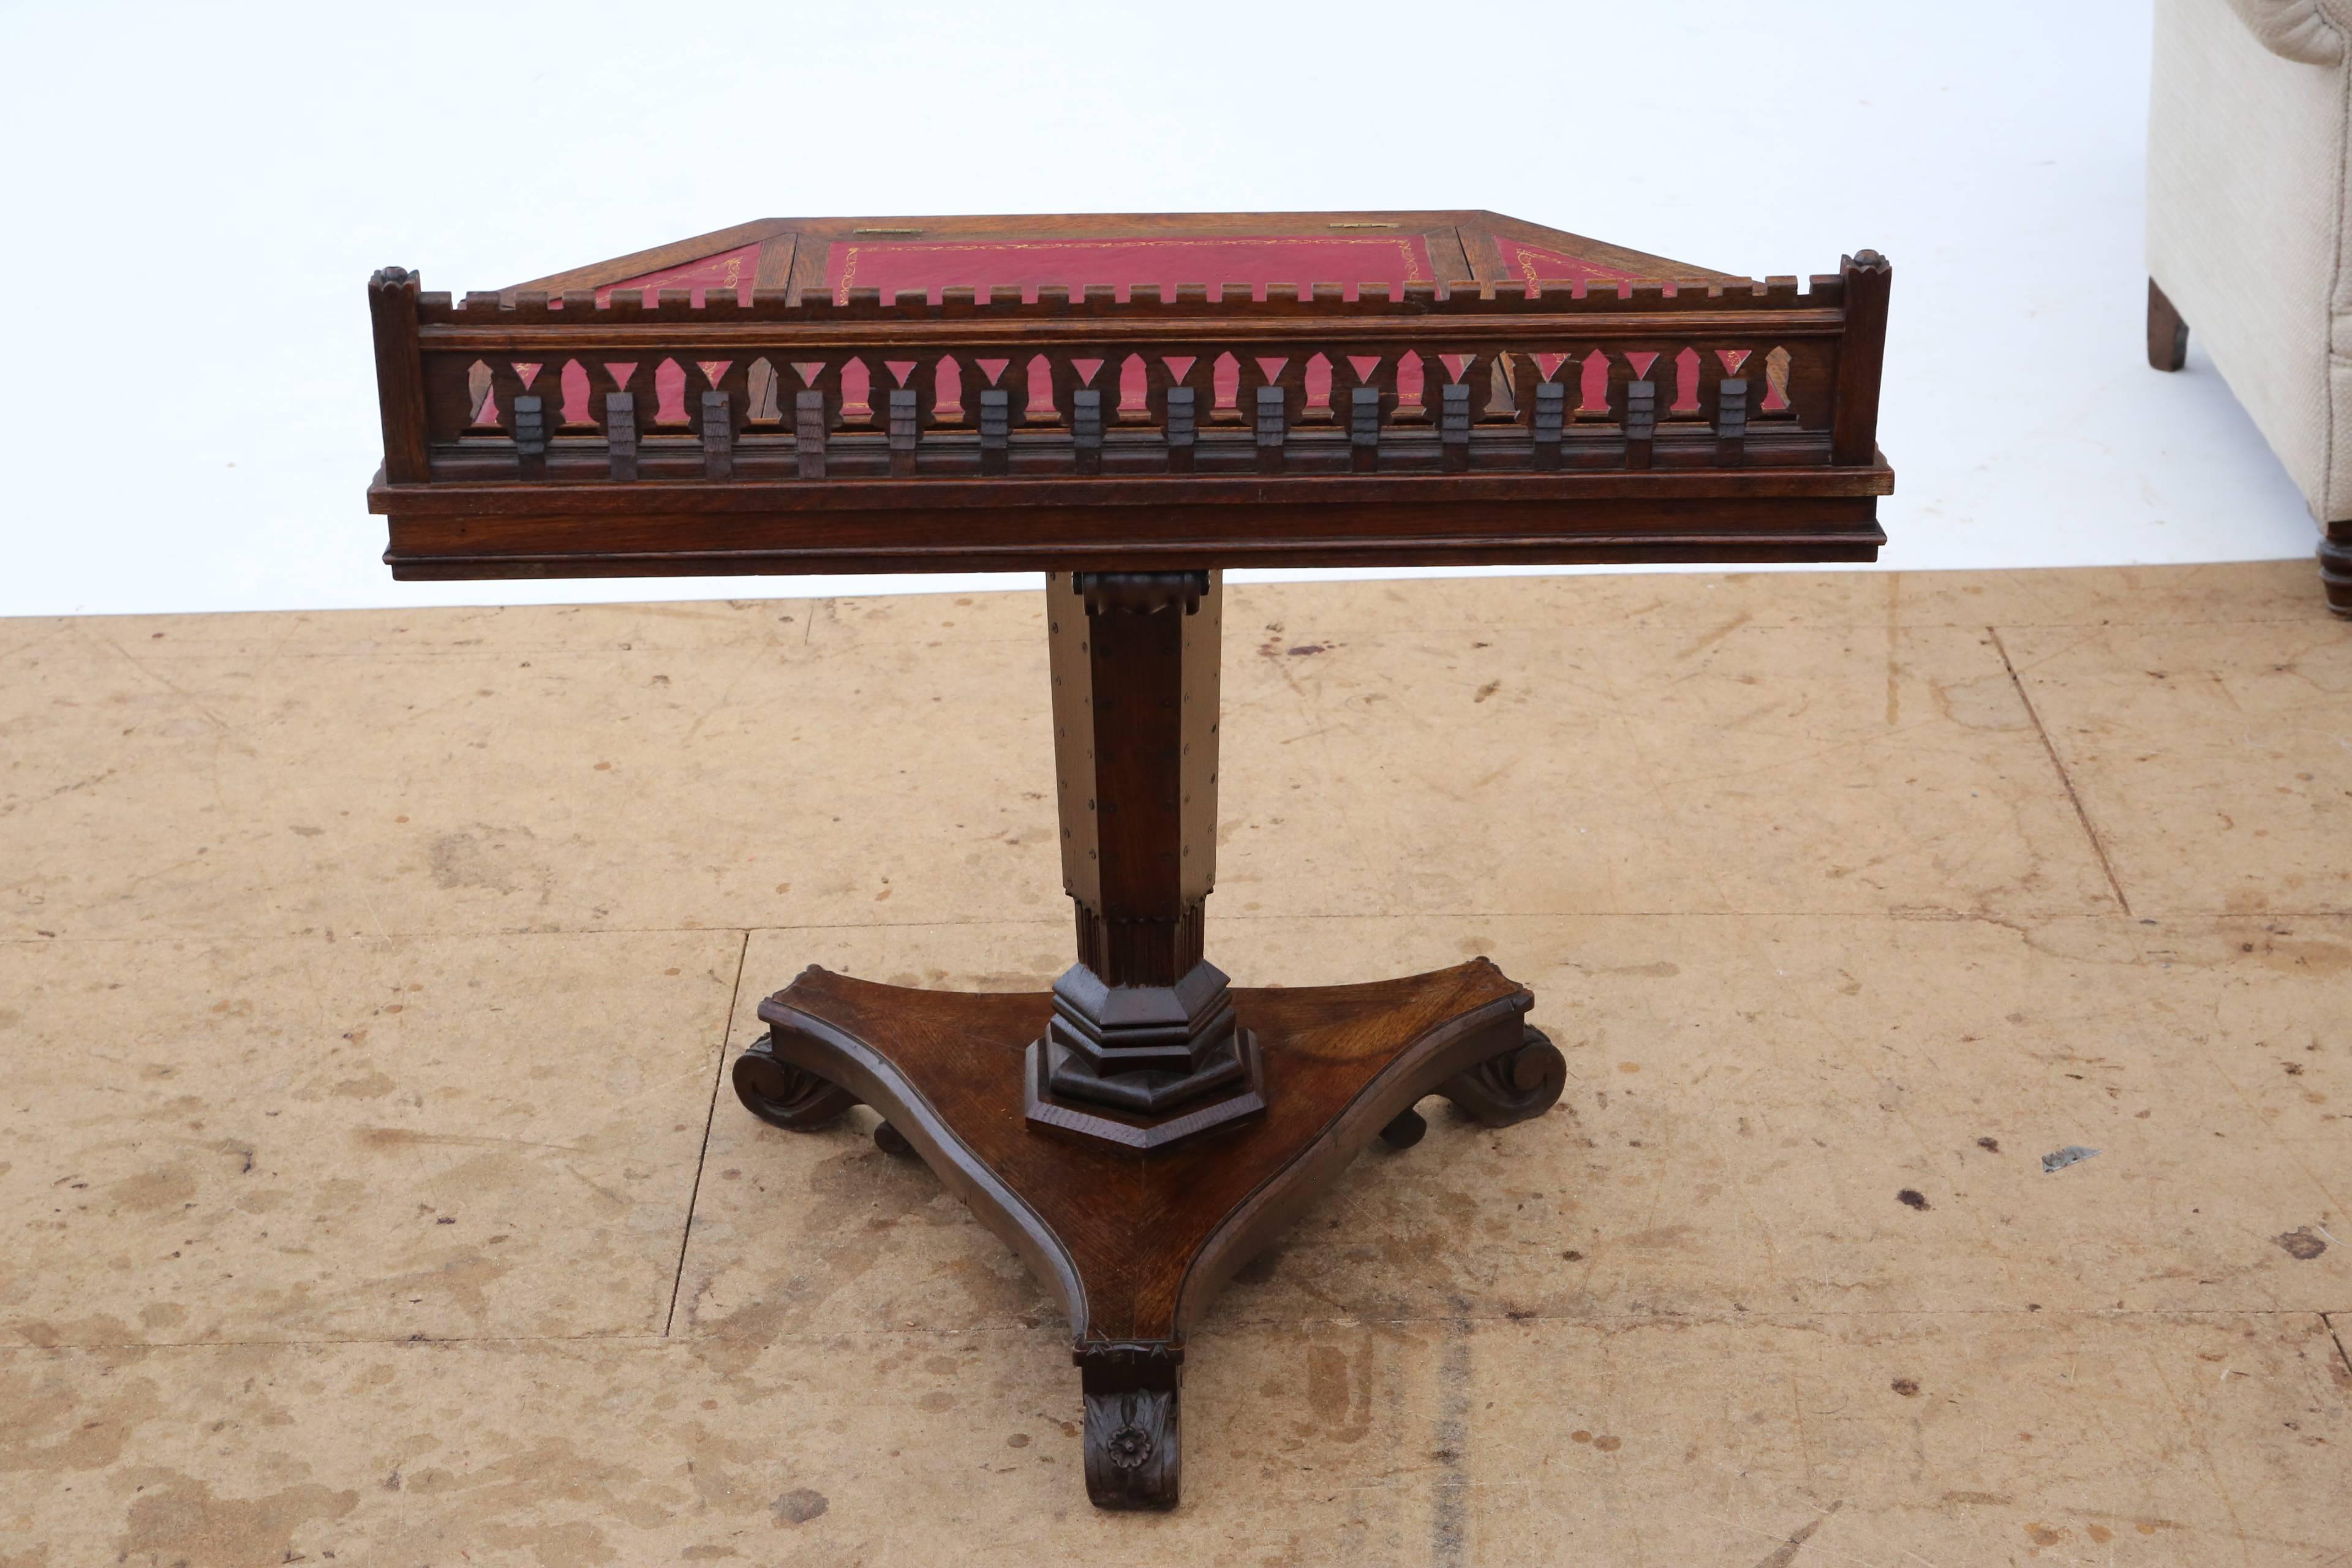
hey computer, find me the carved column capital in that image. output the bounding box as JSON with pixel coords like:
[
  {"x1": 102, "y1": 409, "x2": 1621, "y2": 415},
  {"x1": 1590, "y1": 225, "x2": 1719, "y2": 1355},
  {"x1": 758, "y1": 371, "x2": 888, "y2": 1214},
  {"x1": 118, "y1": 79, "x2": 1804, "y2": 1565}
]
[{"x1": 1074, "y1": 570, "x2": 1208, "y2": 616}]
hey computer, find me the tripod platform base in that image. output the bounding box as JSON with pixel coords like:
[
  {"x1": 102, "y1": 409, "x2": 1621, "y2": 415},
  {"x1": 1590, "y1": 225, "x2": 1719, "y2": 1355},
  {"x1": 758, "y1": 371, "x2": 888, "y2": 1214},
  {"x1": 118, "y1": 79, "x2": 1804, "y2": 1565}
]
[{"x1": 737, "y1": 957, "x2": 1565, "y2": 1510}]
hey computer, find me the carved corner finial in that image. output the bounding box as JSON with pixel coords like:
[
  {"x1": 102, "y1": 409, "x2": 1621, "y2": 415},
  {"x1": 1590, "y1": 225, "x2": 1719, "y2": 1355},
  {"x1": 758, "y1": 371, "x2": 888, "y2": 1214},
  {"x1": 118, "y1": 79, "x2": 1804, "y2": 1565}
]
[
  {"x1": 1847, "y1": 249, "x2": 1891, "y2": 274},
  {"x1": 370, "y1": 265, "x2": 416, "y2": 292}
]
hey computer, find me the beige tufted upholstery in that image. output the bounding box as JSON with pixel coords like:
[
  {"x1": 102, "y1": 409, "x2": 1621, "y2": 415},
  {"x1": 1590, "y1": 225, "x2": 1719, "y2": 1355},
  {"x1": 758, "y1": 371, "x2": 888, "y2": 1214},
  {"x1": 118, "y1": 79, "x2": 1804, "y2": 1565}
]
[{"x1": 2223, "y1": 0, "x2": 2349, "y2": 62}]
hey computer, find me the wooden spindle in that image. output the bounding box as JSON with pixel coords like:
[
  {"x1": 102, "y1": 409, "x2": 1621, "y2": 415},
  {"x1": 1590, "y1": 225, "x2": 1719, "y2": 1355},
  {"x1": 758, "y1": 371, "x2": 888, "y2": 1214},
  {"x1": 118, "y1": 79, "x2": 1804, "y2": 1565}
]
[
  {"x1": 1350, "y1": 385, "x2": 1382, "y2": 473},
  {"x1": 1532, "y1": 382, "x2": 1565, "y2": 470},
  {"x1": 1624, "y1": 381, "x2": 1656, "y2": 470},
  {"x1": 1440, "y1": 383, "x2": 1471, "y2": 473},
  {"x1": 1165, "y1": 385, "x2": 1196, "y2": 473},
  {"x1": 889, "y1": 388, "x2": 919, "y2": 477},
  {"x1": 513, "y1": 394, "x2": 547, "y2": 478},
  {"x1": 979, "y1": 388, "x2": 1011, "y2": 475},
  {"x1": 1073, "y1": 387, "x2": 1104, "y2": 475},
  {"x1": 796, "y1": 388, "x2": 827, "y2": 479},
  {"x1": 702, "y1": 390, "x2": 733, "y2": 480},
  {"x1": 1254, "y1": 385, "x2": 1286, "y2": 473},
  {"x1": 605, "y1": 392, "x2": 638, "y2": 481},
  {"x1": 1714, "y1": 378, "x2": 1748, "y2": 467}
]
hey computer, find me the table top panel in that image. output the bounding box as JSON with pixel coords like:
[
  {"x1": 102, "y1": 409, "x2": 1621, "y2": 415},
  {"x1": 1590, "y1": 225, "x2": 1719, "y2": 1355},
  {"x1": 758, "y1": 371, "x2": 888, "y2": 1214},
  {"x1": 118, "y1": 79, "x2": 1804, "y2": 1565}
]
[
  {"x1": 596, "y1": 242, "x2": 763, "y2": 307},
  {"x1": 520, "y1": 209, "x2": 1727, "y2": 306}
]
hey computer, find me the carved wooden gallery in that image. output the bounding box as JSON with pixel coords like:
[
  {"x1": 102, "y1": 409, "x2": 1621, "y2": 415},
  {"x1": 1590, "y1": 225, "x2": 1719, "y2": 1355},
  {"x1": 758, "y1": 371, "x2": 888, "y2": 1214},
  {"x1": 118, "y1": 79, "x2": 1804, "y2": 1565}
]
[{"x1": 364, "y1": 209, "x2": 1893, "y2": 1509}]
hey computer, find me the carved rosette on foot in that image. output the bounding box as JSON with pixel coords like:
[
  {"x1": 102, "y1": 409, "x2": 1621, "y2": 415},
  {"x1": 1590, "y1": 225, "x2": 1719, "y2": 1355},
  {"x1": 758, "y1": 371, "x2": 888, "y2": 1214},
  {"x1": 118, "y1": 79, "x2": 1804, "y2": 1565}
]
[{"x1": 1076, "y1": 1341, "x2": 1183, "y2": 1509}]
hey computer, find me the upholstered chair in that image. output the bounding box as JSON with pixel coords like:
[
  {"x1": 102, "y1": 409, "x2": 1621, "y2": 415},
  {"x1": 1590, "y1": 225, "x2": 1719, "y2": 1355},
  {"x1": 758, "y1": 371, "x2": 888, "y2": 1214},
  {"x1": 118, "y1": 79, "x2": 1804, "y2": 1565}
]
[{"x1": 2147, "y1": 0, "x2": 2352, "y2": 614}]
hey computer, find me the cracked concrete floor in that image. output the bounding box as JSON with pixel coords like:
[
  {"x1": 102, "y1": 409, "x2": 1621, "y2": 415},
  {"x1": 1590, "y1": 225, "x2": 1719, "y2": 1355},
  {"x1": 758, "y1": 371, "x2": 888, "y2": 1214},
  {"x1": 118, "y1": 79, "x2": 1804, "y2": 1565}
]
[{"x1": 3, "y1": 560, "x2": 2347, "y2": 1565}]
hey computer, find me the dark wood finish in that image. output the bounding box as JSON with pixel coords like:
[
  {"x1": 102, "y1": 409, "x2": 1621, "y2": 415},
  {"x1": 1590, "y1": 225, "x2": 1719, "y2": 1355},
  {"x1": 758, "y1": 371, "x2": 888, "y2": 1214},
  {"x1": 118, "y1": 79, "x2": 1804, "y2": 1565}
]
[
  {"x1": 364, "y1": 210, "x2": 1895, "y2": 1510},
  {"x1": 366, "y1": 216, "x2": 1894, "y2": 579},
  {"x1": 1623, "y1": 380, "x2": 1657, "y2": 470},
  {"x1": 1030, "y1": 570, "x2": 1264, "y2": 1148},
  {"x1": 1829, "y1": 250, "x2": 1891, "y2": 466},
  {"x1": 2147, "y1": 277, "x2": 2190, "y2": 372},
  {"x1": 741, "y1": 959, "x2": 1563, "y2": 1510},
  {"x1": 698, "y1": 391, "x2": 731, "y2": 480},
  {"x1": 366, "y1": 268, "x2": 431, "y2": 484},
  {"x1": 1716, "y1": 377, "x2": 1749, "y2": 466},
  {"x1": 512, "y1": 394, "x2": 547, "y2": 479},
  {"x1": 379, "y1": 490, "x2": 1887, "y2": 579},
  {"x1": 603, "y1": 393, "x2": 636, "y2": 481}
]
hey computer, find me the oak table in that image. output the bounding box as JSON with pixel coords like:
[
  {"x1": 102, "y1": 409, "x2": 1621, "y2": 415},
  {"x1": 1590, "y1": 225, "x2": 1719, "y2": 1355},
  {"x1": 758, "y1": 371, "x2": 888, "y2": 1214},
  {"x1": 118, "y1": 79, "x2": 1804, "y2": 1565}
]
[{"x1": 365, "y1": 209, "x2": 1893, "y2": 1509}]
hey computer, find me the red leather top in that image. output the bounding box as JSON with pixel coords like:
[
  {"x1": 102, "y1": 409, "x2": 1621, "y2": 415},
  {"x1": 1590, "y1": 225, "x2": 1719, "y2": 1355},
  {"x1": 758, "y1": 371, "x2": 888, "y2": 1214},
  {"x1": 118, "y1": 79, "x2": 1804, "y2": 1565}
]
[{"x1": 591, "y1": 233, "x2": 1638, "y2": 308}]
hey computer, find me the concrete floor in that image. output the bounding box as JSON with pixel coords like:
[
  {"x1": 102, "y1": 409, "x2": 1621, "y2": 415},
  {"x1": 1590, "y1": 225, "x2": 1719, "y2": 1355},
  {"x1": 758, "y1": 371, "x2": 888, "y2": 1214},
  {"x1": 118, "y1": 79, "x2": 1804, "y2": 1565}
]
[{"x1": 2, "y1": 560, "x2": 2347, "y2": 1565}]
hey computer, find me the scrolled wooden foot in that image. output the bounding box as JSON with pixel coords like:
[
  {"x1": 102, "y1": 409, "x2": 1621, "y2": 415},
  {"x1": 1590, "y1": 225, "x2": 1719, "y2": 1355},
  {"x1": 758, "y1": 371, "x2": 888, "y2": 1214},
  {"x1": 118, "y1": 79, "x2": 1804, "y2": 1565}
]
[
  {"x1": 1077, "y1": 1342, "x2": 1182, "y2": 1510},
  {"x1": 872, "y1": 1120, "x2": 915, "y2": 1157},
  {"x1": 1438, "y1": 1024, "x2": 1566, "y2": 1127},
  {"x1": 731, "y1": 1031, "x2": 858, "y2": 1130},
  {"x1": 1379, "y1": 1106, "x2": 1428, "y2": 1149}
]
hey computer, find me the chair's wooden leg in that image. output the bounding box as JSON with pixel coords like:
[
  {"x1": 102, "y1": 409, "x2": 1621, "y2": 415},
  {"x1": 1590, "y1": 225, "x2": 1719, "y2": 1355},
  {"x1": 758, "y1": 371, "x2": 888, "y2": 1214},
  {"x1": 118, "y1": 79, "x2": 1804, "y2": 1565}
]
[
  {"x1": 2321, "y1": 524, "x2": 2352, "y2": 619},
  {"x1": 2147, "y1": 279, "x2": 2189, "y2": 372}
]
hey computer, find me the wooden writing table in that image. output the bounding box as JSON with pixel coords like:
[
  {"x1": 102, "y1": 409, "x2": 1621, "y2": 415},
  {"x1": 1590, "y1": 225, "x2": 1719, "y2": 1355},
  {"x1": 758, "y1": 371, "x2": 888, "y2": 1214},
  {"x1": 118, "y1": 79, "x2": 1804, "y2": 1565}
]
[{"x1": 366, "y1": 209, "x2": 1893, "y2": 1509}]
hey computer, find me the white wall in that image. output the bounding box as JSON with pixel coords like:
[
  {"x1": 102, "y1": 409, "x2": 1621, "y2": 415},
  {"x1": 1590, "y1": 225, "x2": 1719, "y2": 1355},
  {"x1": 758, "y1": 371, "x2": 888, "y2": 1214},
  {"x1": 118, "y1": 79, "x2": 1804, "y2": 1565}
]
[{"x1": 0, "y1": 0, "x2": 2316, "y2": 617}]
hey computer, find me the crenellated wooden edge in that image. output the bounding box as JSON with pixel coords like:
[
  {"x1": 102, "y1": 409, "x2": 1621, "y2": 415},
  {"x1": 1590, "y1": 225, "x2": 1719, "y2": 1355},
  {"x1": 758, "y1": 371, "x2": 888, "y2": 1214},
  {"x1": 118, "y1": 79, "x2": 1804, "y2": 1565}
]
[{"x1": 420, "y1": 271, "x2": 1853, "y2": 325}]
